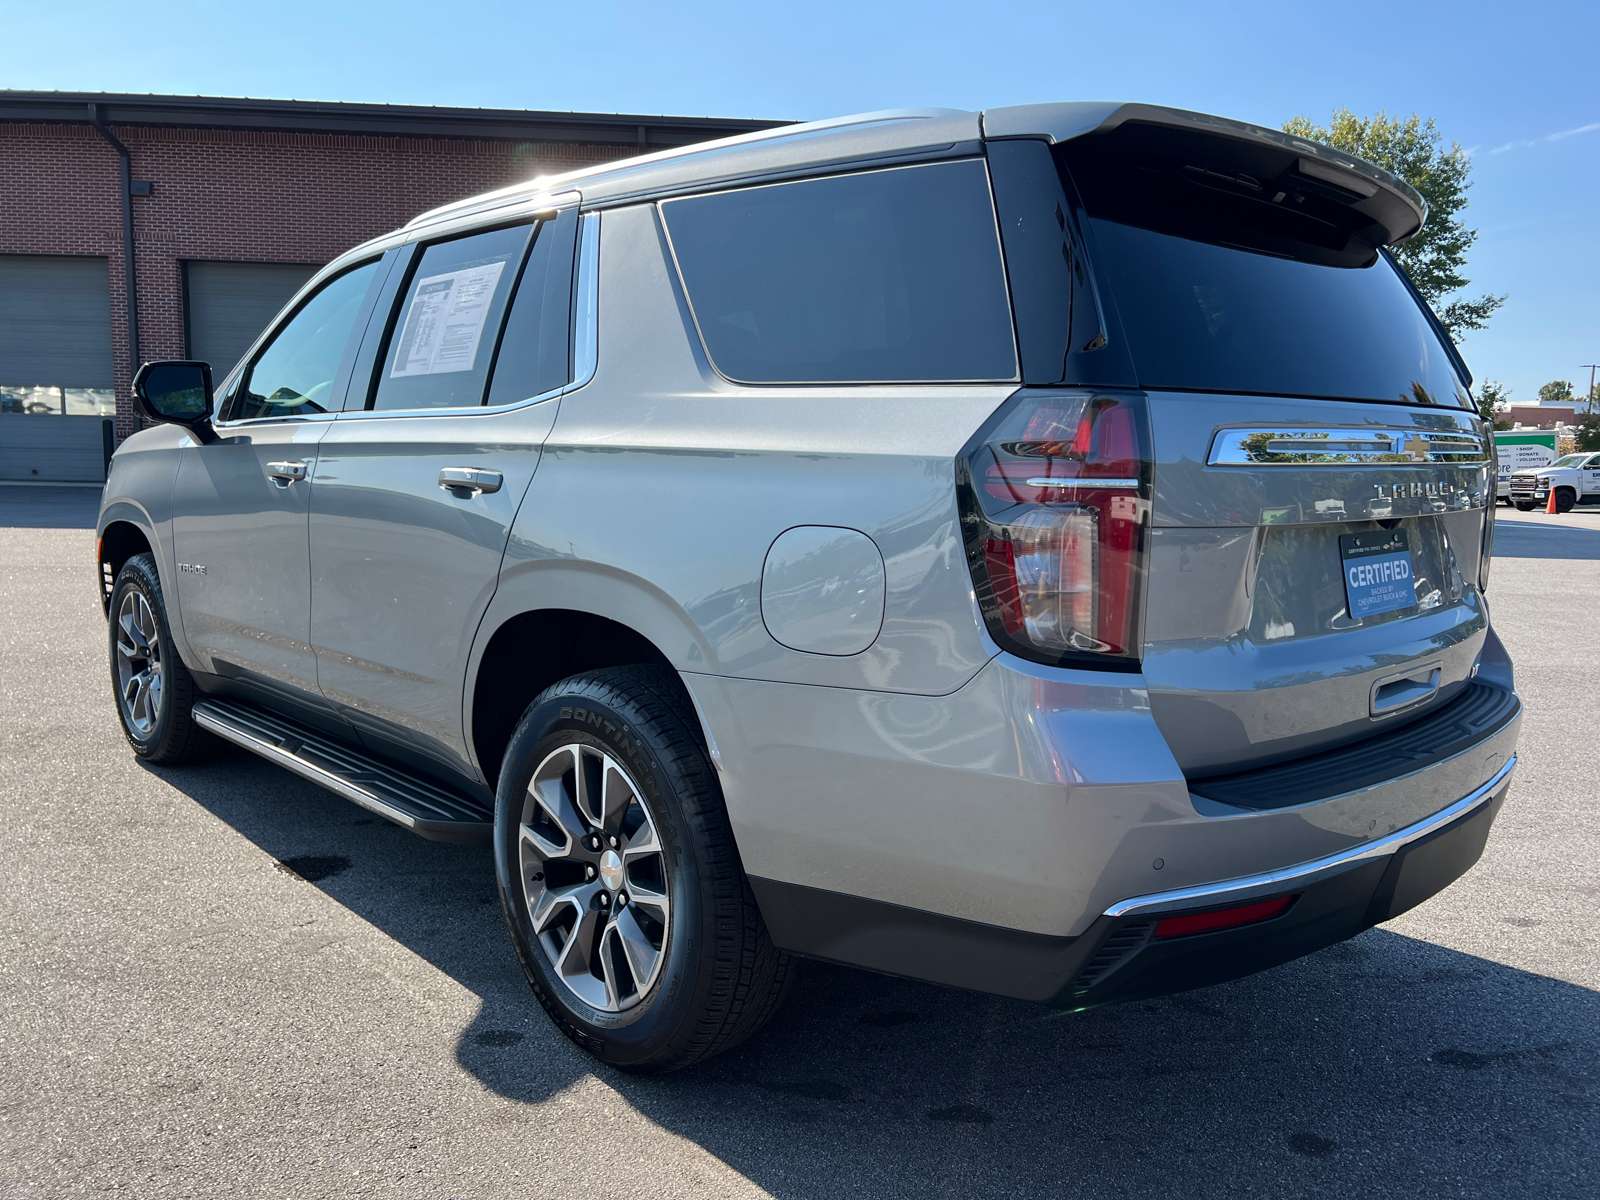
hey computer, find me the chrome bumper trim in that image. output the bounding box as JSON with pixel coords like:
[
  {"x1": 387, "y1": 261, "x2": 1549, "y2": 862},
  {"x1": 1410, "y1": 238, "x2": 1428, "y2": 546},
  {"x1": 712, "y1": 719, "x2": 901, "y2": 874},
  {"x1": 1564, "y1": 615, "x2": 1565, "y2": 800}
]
[{"x1": 1102, "y1": 755, "x2": 1517, "y2": 919}]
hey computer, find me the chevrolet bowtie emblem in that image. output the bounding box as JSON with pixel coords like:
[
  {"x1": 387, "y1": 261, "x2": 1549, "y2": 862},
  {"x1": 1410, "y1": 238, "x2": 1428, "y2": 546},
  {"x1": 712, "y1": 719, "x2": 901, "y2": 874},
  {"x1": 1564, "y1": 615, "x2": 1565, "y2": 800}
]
[{"x1": 1402, "y1": 435, "x2": 1431, "y2": 461}]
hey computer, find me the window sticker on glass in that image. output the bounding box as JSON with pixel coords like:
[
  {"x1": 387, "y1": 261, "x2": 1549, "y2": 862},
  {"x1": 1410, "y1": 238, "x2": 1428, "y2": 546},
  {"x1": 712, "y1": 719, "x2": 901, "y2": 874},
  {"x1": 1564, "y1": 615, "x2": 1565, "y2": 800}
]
[
  {"x1": 390, "y1": 261, "x2": 507, "y2": 377},
  {"x1": 1339, "y1": 529, "x2": 1417, "y2": 620}
]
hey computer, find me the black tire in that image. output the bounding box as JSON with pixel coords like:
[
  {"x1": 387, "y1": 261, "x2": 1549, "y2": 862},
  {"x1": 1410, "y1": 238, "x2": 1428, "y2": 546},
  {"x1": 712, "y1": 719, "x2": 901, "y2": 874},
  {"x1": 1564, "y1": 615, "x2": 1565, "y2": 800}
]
[
  {"x1": 494, "y1": 665, "x2": 793, "y2": 1073},
  {"x1": 1555, "y1": 487, "x2": 1576, "y2": 514},
  {"x1": 108, "y1": 553, "x2": 214, "y2": 764},
  {"x1": 1513, "y1": 501, "x2": 1535, "y2": 512}
]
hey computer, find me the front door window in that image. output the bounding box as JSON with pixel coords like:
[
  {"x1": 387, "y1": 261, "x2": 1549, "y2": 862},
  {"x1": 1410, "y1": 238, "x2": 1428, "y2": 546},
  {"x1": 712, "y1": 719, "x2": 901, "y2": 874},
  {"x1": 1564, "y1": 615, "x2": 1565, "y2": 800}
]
[{"x1": 229, "y1": 261, "x2": 380, "y2": 421}]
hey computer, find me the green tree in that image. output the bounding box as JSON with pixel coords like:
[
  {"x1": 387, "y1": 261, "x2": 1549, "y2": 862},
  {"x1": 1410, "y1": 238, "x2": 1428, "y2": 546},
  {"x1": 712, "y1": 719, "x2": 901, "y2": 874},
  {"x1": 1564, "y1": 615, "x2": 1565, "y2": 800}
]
[
  {"x1": 1538, "y1": 380, "x2": 1575, "y2": 405},
  {"x1": 1476, "y1": 379, "x2": 1511, "y2": 429},
  {"x1": 1282, "y1": 109, "x2": 1506, "y2": 339},
  {"x1": 1575, "y1": 411, "x2": 1600, "y2": 453}
]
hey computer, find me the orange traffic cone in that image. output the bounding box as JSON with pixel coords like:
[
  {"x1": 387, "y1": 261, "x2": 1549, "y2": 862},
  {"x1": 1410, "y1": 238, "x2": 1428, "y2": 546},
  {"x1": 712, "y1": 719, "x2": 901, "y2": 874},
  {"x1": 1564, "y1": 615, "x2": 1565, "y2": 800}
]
[{"x1": 1547, "y1": 486, "x2": 1559, "y2": 514}]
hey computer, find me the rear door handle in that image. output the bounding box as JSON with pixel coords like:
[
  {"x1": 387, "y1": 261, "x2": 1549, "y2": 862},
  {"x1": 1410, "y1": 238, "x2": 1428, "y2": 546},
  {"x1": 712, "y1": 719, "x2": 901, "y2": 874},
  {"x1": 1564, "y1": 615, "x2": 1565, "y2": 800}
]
[
  {"x1": 439, "y1": 467, "x2": 503, "y2": 497},
  {"x1": 266, "y1": 460, "x2": 307, "y2": 487}
]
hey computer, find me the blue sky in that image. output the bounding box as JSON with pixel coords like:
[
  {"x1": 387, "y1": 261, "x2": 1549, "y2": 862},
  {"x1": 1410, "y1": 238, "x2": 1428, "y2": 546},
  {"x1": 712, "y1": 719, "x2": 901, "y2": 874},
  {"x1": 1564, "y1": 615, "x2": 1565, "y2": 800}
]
[{"x1": 4, "y1": 0, "x2": 1596, "y2": 403}]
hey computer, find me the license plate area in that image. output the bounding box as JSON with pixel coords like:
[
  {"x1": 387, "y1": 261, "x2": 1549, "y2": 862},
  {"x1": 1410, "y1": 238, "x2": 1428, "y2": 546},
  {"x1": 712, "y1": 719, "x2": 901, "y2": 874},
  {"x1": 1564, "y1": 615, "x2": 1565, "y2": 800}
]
[{"x1": 1339, "y1": 529, "x2": 1417, "y2": 620}]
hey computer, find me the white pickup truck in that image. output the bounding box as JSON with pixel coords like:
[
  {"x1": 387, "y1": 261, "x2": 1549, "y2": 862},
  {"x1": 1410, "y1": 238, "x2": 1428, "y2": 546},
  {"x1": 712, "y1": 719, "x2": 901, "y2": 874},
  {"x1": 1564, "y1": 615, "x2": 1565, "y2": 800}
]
[{"x1": 1508, "y1": 451, "x2": 1600, "y2": 511}]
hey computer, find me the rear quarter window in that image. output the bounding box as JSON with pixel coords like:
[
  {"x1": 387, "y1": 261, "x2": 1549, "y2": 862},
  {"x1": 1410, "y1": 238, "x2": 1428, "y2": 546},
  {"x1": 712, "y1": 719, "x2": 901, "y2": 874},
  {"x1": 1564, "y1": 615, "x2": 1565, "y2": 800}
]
[{"x1": 661, "y1": 159, "x2": 1017, "y2": 385}]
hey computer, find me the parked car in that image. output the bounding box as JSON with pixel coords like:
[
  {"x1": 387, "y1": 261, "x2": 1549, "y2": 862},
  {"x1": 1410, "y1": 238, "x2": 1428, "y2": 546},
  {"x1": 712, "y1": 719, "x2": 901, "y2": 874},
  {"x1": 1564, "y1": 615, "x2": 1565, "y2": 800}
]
[
  {"x1": 99, "y1": 102, "x2": 1521, "y2": 1073},
  {"x1": 1508, "y1": 451, "x2": 1600, "y2": 511}
]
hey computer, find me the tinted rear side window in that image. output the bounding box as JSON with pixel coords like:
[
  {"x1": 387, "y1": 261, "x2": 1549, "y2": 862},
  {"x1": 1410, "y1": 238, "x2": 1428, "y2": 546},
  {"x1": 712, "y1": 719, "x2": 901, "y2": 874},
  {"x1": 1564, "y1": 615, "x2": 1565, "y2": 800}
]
[{"x1": 662, "y1": 160, "x2": 1017, "y2": 384}]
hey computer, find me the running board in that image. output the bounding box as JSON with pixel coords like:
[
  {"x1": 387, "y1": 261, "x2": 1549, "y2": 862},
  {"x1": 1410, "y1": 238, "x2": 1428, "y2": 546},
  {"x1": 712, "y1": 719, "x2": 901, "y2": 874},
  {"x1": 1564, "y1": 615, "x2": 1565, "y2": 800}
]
[{"x1": 191, "y1": 697, "x2": 494, "y2": 845}]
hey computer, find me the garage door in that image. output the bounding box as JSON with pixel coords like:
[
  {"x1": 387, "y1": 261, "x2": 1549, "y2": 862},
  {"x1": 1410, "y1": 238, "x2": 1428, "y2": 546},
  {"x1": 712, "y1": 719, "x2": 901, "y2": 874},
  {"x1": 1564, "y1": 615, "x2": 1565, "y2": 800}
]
[
  {"x1": 0, "y1": 416, "x2": 112, "y2": 483},
  {"x1": 0, "y1": 254, "x2": 114, "y2": 389},
  {"x1": 185, "y1": 261, "x2": 320, "y2": 375},
  {"x1": 0, "y1": 254, "x2": 115, "y2": 482}
]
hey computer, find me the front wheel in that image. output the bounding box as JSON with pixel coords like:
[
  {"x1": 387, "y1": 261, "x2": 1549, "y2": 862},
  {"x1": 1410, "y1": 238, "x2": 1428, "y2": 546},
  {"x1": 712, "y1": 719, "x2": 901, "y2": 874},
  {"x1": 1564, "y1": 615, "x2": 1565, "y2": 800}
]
[
  {"x1": 108, "y1": 554, "x2": 214, "y2": 763},
  {"x1": 1555, "y1": 487, "x2": 1577, "y2": 514},
  {"x1": 494, "y1": 665, "x2": 793, "y2": 1072},
  {"x1": 1513, "y1": 501, "x2": 1535, "y2": 512}
]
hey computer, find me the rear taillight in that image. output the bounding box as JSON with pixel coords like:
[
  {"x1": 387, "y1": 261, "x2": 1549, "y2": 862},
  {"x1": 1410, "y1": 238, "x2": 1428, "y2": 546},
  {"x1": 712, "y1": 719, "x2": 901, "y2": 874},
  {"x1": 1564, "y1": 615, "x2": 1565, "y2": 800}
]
[{"x1": 958, "y1": 390, "x2": 1152, "y2": 668}]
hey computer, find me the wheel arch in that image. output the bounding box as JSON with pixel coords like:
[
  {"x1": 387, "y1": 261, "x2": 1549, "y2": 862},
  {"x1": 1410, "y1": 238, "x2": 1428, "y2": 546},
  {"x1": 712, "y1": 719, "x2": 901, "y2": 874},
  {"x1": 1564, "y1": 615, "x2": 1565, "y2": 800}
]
[
  {"x1": 97, "y1": 515, "x2": 155, "y2": 614},
  {"x1": 468, "y1": 607, "x2": 684, "y2": 790},
  {"x1": 466, "y1": 559, "x2": 727, "y2": 786}
]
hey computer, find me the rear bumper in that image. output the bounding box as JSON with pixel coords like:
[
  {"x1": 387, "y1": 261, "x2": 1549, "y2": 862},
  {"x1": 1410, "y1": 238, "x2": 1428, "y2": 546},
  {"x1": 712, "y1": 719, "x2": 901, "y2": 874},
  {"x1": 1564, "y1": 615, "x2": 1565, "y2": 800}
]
[
  {"x1": 1061, "y1": 755, "x2": 1512, "y2": 1008},
  {"x1": 690, "y1": 649, "x2": 1520, "y2": 1003},
  {"x1": 752, "y1": 757, "x2": 1513, "y2": 1006}
]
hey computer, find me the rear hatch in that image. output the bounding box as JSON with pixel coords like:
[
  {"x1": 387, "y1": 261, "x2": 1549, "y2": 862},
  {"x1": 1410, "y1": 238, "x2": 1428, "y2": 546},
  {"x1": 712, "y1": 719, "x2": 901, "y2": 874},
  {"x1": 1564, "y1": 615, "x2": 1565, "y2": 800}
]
[
  {"x1": 982, "y1": 111, "x2": 1494, "y2": 777},
  {"x1": 1140, "y1": 394, "x2": 1489, "y2": 775},
  {"x1": 1066, "y1": 117, "x2": 1491, "y2": 776}
]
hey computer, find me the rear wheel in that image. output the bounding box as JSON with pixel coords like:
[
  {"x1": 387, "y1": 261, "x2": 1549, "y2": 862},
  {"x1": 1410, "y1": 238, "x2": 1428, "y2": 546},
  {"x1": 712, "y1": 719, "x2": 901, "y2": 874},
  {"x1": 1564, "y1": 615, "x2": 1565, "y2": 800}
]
[
  {"x1": 1555, "y1": 487, "x2": 1577, "y2": 513},
  {"x1": 108, "y1": 553, "x2": 213, "y2": 764},
  {"x1": 494, "y1": 665, "x2": 793, "y2": 1072}
]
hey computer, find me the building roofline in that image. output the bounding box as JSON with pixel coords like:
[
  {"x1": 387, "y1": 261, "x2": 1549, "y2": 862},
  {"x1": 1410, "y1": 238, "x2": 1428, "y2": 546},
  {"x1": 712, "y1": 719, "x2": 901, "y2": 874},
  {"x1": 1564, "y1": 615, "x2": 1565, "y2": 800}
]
[{"x1": 0, "y1": 90, "x2": 790, "y2": 148}]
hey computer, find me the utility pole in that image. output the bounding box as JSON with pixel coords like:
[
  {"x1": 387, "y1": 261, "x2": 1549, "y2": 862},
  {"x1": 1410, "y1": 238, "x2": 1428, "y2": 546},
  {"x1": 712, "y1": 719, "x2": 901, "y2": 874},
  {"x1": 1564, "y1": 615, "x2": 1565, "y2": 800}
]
[{"x1": 1583, "y1": 364, "x2": 1598, "y2": 413}]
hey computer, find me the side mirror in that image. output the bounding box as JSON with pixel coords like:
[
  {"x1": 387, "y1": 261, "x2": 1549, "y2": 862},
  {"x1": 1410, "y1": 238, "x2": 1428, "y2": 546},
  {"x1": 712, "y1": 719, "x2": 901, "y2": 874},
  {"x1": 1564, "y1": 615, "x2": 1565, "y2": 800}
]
[{"x1": 132, "y1": 360, "x2": 217, "y2": 442}]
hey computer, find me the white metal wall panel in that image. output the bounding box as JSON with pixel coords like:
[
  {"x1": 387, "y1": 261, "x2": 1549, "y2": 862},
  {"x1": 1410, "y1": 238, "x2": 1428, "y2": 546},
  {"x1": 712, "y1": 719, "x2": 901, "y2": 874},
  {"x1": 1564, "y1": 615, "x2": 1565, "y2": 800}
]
[
  {"x1": 0, "y1": 255, "x2": 114, "y2": 386},
  {"x1": 185, "y1": 261, "x2": 319, "y2": 374}
]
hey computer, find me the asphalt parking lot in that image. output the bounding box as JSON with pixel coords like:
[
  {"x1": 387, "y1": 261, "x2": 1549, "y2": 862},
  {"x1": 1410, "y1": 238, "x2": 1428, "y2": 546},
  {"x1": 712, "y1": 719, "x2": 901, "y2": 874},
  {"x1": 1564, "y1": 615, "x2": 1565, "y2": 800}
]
[{"x1": 1, "y1": 486, "x2": 1596, "y2": 1199}]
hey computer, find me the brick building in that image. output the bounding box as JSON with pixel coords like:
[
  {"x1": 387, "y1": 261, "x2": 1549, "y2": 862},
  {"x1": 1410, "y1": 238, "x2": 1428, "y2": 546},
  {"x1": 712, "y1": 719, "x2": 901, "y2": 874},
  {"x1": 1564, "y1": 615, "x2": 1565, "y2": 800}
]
[
  {"x1": 1505, "y1": 406, "x2": 1580, "y2": 430},
  {"x1": 0, "y1": 92, "x2": 780, "y2": 481}
]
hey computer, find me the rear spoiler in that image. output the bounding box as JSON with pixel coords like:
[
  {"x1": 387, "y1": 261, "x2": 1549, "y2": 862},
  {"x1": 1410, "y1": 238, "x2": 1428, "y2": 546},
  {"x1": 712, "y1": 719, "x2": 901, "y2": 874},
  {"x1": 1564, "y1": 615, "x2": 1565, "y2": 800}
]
[{"x1": 982, "y1": 102, "x2": 1426, "y2": 249}]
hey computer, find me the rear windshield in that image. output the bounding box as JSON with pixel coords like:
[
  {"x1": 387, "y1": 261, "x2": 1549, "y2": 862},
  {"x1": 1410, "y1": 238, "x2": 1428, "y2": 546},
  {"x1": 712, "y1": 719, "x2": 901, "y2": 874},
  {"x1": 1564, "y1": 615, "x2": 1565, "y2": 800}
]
[
  {"x1": 662, "y1": 159, "x2": 1017, "y2": 384},
  {"x1": 1085, "y1": 219, "x2": 1467, "y2": 406},
  {"x1": 1057, "y1": 132, "x2": 1468, "y2": 408}
]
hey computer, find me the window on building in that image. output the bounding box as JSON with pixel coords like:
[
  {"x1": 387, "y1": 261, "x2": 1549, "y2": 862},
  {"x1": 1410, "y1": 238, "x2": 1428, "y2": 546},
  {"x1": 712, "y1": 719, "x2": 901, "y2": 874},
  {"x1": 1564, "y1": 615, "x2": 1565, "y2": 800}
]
[
  {"x1": 230, "y1": 260, "x2": 381, "y2": 421},
  {"x1": 660, "y1": 160, "x2": 1018, "y2": 384},
  {"x1": 1, "y1": 386, "x2": 113, "y2": 416}
]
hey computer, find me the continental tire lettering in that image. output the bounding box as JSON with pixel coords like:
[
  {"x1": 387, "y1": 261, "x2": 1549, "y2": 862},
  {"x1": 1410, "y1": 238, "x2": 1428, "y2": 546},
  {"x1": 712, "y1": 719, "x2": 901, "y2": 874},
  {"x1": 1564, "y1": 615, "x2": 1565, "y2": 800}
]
[{"x1": 560, "y1": 707, "x2": 572, "y2": 719}]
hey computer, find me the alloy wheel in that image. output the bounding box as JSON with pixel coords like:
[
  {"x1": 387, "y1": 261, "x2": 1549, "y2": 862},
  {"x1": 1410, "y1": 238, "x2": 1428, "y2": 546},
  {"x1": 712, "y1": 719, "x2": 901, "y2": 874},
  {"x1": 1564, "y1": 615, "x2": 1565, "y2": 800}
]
[
  {"x1": 114, "y1": 590, "x2": 163, "y2": 737},
  {"x1": 518, "y1": 742, "x2": 671, "y2": 1013}
]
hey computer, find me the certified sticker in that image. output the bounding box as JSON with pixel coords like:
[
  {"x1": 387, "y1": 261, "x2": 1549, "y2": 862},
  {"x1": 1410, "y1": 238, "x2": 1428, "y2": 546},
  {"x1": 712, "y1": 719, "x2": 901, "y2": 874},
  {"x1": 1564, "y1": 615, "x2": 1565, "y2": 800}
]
[{"x1": 1340, "y1": 529, "x2": 1417, "y2": 620}]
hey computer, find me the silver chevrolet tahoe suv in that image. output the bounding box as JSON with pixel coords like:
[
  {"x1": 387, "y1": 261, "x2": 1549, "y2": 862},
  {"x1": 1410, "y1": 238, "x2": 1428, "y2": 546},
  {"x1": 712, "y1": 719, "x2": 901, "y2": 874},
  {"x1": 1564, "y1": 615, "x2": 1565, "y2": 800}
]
[{"x1": 99, "y1": 102, "x2": 1521, "y2": 1073}]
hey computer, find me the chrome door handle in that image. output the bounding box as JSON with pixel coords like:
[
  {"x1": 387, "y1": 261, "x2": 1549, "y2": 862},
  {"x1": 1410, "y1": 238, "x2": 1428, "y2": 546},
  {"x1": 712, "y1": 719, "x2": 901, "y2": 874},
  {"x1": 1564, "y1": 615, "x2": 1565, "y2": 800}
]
[
  {"x1": 266, "y1": 460, "x2": 307, "y2": 487},
  {"x1": 439, "y1": 467, "x2": 503, "y2": 497}
]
